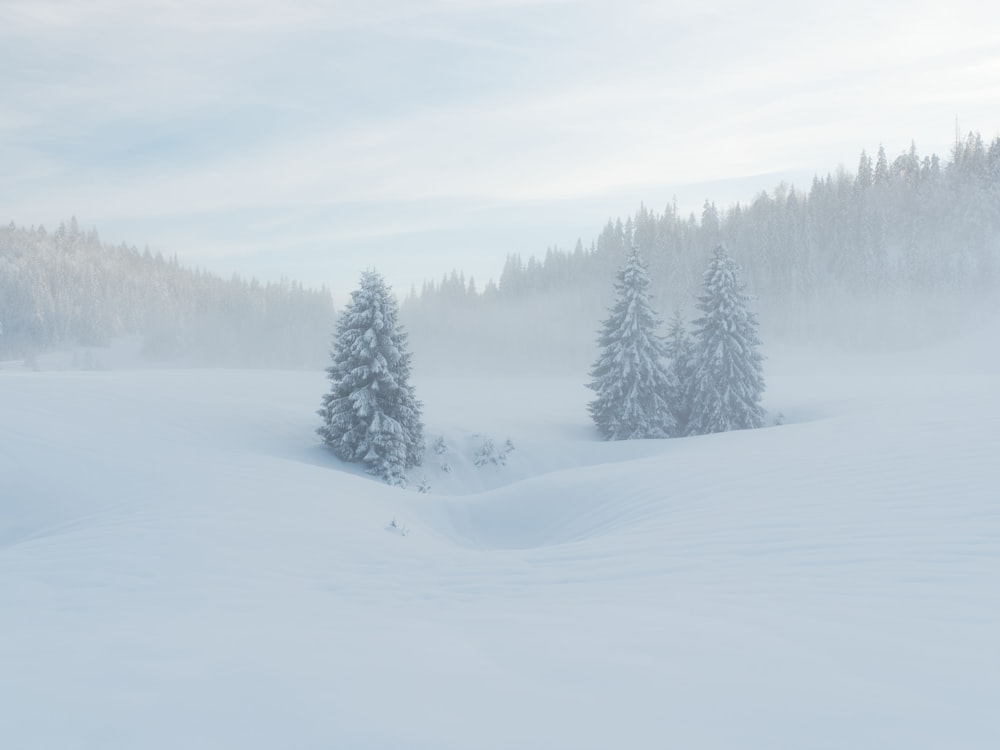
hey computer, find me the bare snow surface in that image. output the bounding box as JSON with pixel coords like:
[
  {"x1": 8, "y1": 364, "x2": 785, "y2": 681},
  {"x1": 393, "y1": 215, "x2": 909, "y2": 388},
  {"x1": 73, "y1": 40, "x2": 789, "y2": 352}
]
[{"x1": 2, "y1": 335, "x2": 999, "y2": 749}]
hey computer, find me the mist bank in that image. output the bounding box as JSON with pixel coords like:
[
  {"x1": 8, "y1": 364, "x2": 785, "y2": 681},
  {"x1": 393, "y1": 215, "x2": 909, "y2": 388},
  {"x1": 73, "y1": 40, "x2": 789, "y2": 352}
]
[
  {"x1": 0, "y1": 219, "x2": 334, "y2": 368},
  {"x1": 403, "y1": 134, "x2": 1000, "y2": 375}
]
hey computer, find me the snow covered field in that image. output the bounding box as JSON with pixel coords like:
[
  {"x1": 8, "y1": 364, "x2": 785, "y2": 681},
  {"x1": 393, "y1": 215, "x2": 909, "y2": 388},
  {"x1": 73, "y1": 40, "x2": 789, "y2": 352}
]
[{"x1": 2, "y1": 333, "x2": 999, "y2": 749}]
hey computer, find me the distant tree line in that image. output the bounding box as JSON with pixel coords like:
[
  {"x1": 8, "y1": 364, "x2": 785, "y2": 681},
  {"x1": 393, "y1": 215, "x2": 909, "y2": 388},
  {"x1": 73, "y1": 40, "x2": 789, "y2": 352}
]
[
  {"x1": 403, "y1": 133, "x2": 1000, "y2": 371},
  {"x1": 0, "y1": 218, "x2": 334, "y2": 367}
]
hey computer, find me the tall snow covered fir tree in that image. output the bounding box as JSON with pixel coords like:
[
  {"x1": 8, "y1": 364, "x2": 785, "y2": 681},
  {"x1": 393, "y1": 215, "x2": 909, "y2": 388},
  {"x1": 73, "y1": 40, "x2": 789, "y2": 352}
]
[
  {"x1": 587, "y1": 246, "x2": 676, "y2": 440},
  {"x1": 317, "y1": 270, "x2": 424, "y2": 486},
  {"x1": 687, "y1": 245, "x2": 766, "y2": 435}
]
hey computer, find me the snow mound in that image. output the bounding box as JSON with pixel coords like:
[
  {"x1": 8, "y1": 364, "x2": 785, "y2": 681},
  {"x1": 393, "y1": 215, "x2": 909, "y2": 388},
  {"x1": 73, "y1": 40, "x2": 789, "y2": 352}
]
[{"x1": 428, "y1": 387, "x2": 998, "y2": 556}]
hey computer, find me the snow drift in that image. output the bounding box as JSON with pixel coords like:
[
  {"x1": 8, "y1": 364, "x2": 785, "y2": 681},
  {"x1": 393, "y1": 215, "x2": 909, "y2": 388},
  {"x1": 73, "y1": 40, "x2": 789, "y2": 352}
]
[{"x1": 1, "y1": 330, "x2": 998, "y2": 749}]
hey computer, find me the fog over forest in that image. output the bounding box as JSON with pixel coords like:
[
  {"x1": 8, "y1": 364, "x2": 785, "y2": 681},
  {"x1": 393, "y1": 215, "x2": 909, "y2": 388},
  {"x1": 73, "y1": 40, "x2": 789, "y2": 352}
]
[
  {"x1": 0, "y1": 219, "x2": 334, "y2": 367},
  {"x1": 404, "y1": 134, "x2": 1000, "y2": 373},
  {"x1": 2, "y1": 133, "x2": 999, "y2": 372}
]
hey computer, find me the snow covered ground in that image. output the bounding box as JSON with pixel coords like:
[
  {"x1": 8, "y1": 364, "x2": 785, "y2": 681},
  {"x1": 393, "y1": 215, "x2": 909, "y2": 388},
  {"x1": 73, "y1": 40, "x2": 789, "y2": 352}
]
[{"x1": 2, "y1": 331, "x2": 999, "y2": 749}]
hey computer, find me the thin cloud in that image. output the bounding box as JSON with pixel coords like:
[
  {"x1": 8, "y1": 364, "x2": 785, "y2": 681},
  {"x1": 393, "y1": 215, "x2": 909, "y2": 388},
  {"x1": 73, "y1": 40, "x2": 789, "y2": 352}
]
[{"x1": 3, "y1": 0, "x2": 1000, "y2": 293}]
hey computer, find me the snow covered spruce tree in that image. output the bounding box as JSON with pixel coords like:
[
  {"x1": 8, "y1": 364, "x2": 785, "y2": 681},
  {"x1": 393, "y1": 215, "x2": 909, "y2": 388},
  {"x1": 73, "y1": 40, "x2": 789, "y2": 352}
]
[
  {"x1": 317, "y1": 270, "x2": 424, "y2": 486},
  {"x1": 587, "y1": 246, "x2": 676, "y2": 440},
  {"x1": 687, "y1": 245, "x2": 766, "y2": 435},
  {"x1": 664, "y1": 309, "x2": 695, "y2": 436}
]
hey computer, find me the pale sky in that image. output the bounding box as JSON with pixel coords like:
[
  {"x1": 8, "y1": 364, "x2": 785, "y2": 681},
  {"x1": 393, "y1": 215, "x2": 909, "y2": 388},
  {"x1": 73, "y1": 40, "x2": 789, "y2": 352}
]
[{"x1": 4, "y1": 0, "x2": 1000, "y2": 301}]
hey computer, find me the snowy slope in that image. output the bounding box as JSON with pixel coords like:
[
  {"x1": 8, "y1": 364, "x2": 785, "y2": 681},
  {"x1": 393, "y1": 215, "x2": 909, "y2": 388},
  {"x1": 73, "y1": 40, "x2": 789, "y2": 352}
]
[{"x1": 1, "y1": 336, "x2": 999, "y2": 749}]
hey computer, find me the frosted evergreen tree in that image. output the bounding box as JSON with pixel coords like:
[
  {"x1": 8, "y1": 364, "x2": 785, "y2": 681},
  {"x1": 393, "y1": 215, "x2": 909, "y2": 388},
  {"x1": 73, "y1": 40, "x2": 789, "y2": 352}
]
[
  {"x1": 317, "y1": 270, "x2": 423, "y2": 486},
  {"x1": 664, "y1": 309, "x2": 695, "y2": 436},
  {"x1": 874, "y1": 144, "x2": 890, "y2": 185},
  {"x1": 687, "y1": 245, "x2": 766, "y2": 435},
  {"x1": 856, "y1": 149, "x2": 873, "y2": 190},
  {"x1": 587, "y1": 246, "x2": 675, "y2": 440}
]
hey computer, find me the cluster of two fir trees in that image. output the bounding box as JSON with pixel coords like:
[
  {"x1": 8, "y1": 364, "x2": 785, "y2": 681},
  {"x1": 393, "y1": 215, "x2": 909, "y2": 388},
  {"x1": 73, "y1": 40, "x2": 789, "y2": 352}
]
[{"x1": 588, "y1": 244, "x2": 766, "y2": 440}]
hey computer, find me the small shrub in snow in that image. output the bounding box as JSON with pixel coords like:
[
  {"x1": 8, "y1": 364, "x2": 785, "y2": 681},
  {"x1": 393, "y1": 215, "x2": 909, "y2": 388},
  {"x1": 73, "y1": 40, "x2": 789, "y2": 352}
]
[
  {"x1": 417, "y1": 477, "x2": 431, "y2": 493},
  {"x1": 440, "y1": 462, "x2": 452, "y2": 473},
  {"x1": 386, "y1": 516, "x2": 409, "y2": 536},
  {"x1": 432, "y1": 435, "x2": 448, "y2": 455},
  {"x1": 474, "y1": 438, "x2": 497, "y2": 466},
  {"x1": 473, "y1": 435, "x2": 514, "y2": 467}
]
